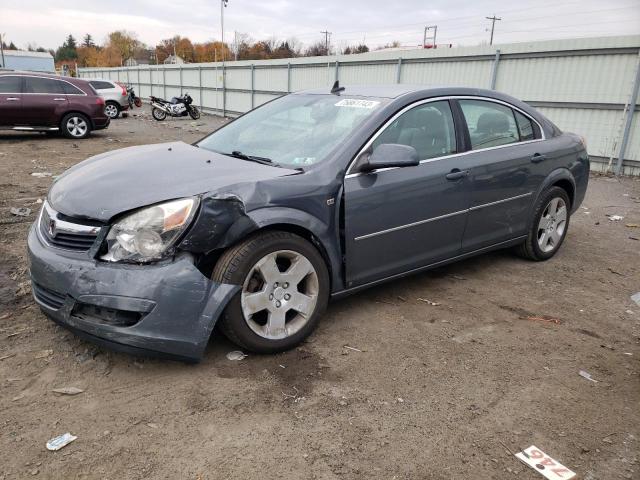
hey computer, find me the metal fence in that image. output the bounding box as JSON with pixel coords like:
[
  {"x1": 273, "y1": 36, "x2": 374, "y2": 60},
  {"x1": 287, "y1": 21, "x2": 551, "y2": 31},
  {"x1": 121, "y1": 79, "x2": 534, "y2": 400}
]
[{"x1": 79, "y1": 35, "x2": 640, "y2": 175}]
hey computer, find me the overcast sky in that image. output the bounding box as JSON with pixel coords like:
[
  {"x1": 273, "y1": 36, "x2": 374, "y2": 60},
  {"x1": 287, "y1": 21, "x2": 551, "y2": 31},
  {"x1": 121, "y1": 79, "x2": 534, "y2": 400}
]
[{"x1": 2, "y1": 0, "x2": 639, "y2": 51}]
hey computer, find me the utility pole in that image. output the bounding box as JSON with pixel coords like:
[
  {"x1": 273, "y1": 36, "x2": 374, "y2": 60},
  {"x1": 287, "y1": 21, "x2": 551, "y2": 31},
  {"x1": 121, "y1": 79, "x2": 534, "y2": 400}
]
[
  {"x1": 423, "y1": 25, "x2": 437, "y2": 48},
  {"x1": 234, "y1": 30, "x2": 238, "y2": 61},
  {"x1": 0, "y1": 33, "x2": 5, "y2": 68},
  {"x1": 320, "y1": 30, "x2": 331, "y2": 56},
  {"x1": 486, "y1": 15, "x2": 501, "y2": 46},
  {"x1": 221, "y1": 0, "x2": 228, "y2": 61}
]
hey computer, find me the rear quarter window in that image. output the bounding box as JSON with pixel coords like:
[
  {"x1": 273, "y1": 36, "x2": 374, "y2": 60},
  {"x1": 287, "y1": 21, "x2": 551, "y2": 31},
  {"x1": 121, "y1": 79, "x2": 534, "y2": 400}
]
[
  {"x1": 514, "y1": 110, "x2": 535, "y2": 141},
  {"x1": 61, "y1": 82, "x2": 85, "y2": 95},
  {"x1": 89, "y1": 81, "x2": 114, "y2": 90}
]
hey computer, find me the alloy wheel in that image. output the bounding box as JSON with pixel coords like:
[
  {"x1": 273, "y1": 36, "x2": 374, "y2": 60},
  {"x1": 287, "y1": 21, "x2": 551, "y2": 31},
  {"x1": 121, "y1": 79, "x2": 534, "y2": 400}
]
[
  {"x1": 104, "y1": 104, "x2": 119, "y2": 118},
  {"x1": 537, "y1": 197, "x2": 567, "y2": 253},
  {"x1": 66, "y1": 117, "x2": 88, "y2": 138},
  {"x1": 241, "y1": 250, "x2": 319, "y2": 340}
]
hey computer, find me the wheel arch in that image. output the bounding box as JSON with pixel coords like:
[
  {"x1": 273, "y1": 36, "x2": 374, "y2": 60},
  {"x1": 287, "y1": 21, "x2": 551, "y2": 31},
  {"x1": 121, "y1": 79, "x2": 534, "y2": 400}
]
[
  {"x1": 187, "y1": 205, "x2": 344, "y2": 293},
  {"x1": 244, "y1": 207, "x2": 342, "y2": 292},
  {"x1": 527, "y1": 168, "x2": 576, "y2": 230}
]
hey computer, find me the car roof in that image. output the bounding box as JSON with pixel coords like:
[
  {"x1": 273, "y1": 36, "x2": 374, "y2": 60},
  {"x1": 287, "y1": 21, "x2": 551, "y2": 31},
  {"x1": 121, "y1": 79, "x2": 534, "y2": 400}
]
[{"x1": 295, "y1": 84, "x2": 515, "y2": 101}]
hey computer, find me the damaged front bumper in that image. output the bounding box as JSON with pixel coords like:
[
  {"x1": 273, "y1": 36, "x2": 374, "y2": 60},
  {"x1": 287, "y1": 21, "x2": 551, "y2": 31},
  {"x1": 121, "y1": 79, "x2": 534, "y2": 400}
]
[{"x1": 27, "y1": 224, "x2": 239, "y2": 362}]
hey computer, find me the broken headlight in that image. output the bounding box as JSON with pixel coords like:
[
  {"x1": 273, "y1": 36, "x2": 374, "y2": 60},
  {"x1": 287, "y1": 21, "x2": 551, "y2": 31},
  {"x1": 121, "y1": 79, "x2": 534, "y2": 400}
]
[{"x1": 101, "y1": 198, "x2": 198, "y2": 263}]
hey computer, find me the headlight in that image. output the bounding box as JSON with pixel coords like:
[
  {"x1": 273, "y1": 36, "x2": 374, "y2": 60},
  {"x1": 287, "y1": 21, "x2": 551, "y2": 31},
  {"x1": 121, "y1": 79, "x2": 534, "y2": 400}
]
[{"x1": 101, "y1": 198, "x2": 198, "y2": 263}]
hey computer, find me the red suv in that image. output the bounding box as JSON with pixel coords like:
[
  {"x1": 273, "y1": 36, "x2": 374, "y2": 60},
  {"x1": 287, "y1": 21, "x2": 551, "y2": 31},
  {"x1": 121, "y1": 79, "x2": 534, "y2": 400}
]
[{"x1": 0, "y1": 71, "x2": 110, "y2": 139}]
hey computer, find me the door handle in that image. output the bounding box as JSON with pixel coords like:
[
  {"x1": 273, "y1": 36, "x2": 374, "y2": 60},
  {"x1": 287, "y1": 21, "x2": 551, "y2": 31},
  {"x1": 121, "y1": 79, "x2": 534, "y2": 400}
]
[
  {"x1": 5, "y1": 97, "x2": 19, "y2": 101},
  {"x1": 53, "y1": 98, "x2": 66, "y2": 101},
  {"x1": 445, "y1": 169, "x2": 469, "y2": 181},
  {"x1": 531, "y1": 153, "x2": 546, "y2": 163}
]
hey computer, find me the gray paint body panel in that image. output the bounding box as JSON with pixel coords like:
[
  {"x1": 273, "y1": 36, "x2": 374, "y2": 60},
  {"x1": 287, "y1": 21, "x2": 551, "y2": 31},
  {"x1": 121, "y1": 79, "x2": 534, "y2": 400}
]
[{"x1": 28, "y1": 84, "x2": 589, "y2": 361}]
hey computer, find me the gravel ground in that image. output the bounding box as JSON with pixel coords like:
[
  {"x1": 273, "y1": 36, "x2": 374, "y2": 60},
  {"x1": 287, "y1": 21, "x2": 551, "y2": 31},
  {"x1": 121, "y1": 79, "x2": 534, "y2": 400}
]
[{"x1": 0, "y1": 107, "x2": 639, "y2": 480}]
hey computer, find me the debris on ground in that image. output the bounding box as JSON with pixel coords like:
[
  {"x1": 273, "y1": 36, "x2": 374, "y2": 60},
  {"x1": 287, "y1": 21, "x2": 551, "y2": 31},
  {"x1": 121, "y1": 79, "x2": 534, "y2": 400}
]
[
  {"x1": 417, "y1": 298, "x2": 440, "y2": 306},
  {"x1": 46, "y1": 433, "x2": 77, "y2": 451},
  {"x1": 34, "y1": 349, "x2": 53, "y2": 359},
  {"x1": 515, "y1": 445, "x2": 576, "y2": 480},
  {"x1": 0, "y1": 353, "x2": 16, "y2": 361},
  {"x1": 626, "y1": 223, "x2": 639, "y2": 228},
  {"x1": 607, "y1": 214, "x2": 623, "y2": 221},
  {"x1": 631, "y1": 292, "x2": 640, "y2": 307},
  {"x1": 343, "y1": 345, "x2": 362, "y2": 352},
  {"x1": 579, "y1": 370, "x2": 598, "y2": 383},
  {"x1": 10, "y1": 207, "x2": 31, "y2": 217},
  {"x1": 282, "y1": 386, "x2": 304, "y2": 403},
  {"x1": 226, "y1": 350, "x2": 247, "y2": 361},
  {"x1": 527, "y1": 316, "x2": 561, "y2": 325},
  {"x1": 30, "y1": 172, "x2": 52, "y2": 178},
  {"x1": 52, "y1": 387, "x2": 84, "y2": 396}
]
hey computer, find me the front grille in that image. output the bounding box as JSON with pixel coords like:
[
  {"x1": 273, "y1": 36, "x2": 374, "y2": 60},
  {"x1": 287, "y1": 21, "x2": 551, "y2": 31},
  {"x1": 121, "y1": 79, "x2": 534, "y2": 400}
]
[
  {"x1": 39, "y1": 203, "x2": 101, "y2": 252},
  {"x1": 32, "y1": 282, "x2": 66, "y2": 310}
]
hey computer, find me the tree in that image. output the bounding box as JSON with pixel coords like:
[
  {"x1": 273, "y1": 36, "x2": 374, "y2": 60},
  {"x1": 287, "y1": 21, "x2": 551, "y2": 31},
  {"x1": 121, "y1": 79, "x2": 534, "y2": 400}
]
[
  {"x1": 107, "y1": 30, "x2": 141, "y2": 63},
  {"x1": 77, "y1": 46, "x2": 101, "y2": 67},
  {"x1": 304, "y1": 41, "x2": 328, "y2": 57},
  {"x1": 55, "y1": 34, "x2": 78, "y2": 62},
  {"x1": 193, "y1": 41, "x2": 230, "y2": 62},
  {"x1": 82, "y1": 34, "x2": 95, "y2": 48},
  {"x1": 175, "y1": 37, "x2": 194, "y2": 62},
  {"x1": 343, "y1": 44, "x2": 369, "y2": 55}
]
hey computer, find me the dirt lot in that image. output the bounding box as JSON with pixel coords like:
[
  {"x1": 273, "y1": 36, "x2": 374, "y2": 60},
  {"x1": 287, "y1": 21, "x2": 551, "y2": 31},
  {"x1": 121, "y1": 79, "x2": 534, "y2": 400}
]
[{"x1": 0, "y1": 108, "x2": 639, "y2": 480}]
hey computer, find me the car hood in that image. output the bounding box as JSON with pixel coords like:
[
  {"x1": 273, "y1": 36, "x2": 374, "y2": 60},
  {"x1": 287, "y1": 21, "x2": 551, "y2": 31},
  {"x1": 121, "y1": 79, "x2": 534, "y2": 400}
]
[{"x1": 48, "y1": 141, "x2": 298, "y2": 221}]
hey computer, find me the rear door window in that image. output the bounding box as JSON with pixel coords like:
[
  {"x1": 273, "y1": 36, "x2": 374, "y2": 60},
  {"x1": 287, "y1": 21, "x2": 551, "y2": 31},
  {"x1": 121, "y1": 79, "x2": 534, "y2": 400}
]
[
  {"x1": 24, "y1": 77, "x2": 64, "y2": 94},
  {"x1": 89, "y1": 81, "x2": 114, "y2": 90},
  {"x1": 372, "y1": 100, "x2": 457, "y2": 160},
  {"x1": 459, "y1": 99, "x2": 519, "y2": 150},
  {"x1": 0, "y1": 76, "x2": 23, "y2": 93}
]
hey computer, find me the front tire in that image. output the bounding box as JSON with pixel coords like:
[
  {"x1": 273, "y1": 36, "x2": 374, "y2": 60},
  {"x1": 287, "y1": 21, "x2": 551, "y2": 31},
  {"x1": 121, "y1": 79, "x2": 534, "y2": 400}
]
[
  {"x1": 152, "y1": 107, "x2": 166, "y2": 121},
  {"x1": 188, "y1": 107, "x2": 201, "y2": 120},
  {"x1": 212, "y1": 231, "x2": 330, "y2": 353},
  {"x1": 515, "y1": 186, "x2": 571, "y2": 261},
  {"x1": 60, "y1": 113, "x2": 91, "y2": 139},
  {"x1": 104, "y1": 101, "x2": 120, "y2": 119}
]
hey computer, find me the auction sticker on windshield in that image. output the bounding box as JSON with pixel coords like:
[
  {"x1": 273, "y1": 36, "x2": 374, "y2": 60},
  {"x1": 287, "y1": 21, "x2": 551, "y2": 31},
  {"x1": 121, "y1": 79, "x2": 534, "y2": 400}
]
[{"x1": 335, "y1": 99, "x2": 380, "y2": 108}]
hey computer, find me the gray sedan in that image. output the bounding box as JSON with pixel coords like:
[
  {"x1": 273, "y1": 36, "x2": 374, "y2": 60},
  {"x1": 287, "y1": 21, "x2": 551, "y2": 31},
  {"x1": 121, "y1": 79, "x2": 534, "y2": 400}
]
[{"x1": 28, "y1": 84, "x2": 589, "y2": 361}]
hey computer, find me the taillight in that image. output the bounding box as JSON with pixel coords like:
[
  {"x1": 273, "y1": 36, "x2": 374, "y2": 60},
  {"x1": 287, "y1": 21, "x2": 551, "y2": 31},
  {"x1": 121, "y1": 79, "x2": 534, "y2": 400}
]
[
  {"x1": 96, "y1": 97, "x2": 105, "y2": 105},
  {"x1": 116, "y1": 82, "x2": 127, "y2": 96}
]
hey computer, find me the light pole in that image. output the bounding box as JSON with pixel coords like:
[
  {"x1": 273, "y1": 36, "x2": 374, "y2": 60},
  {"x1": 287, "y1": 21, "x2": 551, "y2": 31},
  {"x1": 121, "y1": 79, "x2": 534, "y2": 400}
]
[
  {"x1": 221, "y1": 0, "x2": 228, "y2": 61},
  {"x1": 0, "y1": 33, "x2": 5, "y2": 68}
]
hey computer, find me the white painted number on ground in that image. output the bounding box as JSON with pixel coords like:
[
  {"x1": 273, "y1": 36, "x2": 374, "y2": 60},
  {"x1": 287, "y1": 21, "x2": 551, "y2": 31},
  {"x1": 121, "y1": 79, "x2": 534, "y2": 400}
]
[{"x1": 515, "y1": 446, "x2": 576, "y2": 480}]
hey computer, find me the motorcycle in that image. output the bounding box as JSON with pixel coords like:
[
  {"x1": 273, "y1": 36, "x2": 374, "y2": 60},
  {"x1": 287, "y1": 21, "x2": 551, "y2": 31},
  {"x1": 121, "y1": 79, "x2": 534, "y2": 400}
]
[
  {"x1": 150, "y1": 93, "x2": 200, "y2": 121},
  {"x1": 127, "y1": 86, "x2": 142, "y2": 109}
]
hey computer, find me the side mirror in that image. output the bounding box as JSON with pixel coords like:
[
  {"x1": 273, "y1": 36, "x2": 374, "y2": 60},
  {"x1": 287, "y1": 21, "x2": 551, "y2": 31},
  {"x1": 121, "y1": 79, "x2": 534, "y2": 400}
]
[{"x1": 360, "y1": 144, "x2": 419, "y2": 173}]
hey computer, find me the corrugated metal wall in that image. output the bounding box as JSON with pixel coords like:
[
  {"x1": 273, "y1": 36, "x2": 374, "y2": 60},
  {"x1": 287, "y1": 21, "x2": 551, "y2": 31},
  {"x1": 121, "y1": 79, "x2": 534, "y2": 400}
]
[{"x1": 79, "y1": 35, "x2": 640, "y2": 175}]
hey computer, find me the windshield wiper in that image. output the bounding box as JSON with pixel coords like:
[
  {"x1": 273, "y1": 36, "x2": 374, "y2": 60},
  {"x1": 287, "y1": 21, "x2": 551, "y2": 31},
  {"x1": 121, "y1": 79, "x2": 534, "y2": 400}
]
[{"x1": 227, "y1": 150, "x2": 276, "y2": 166}]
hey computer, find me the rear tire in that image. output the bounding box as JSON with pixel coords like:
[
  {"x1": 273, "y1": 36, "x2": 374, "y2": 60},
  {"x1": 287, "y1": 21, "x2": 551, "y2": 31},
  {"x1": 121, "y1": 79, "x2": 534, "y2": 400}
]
[
  {"x1": 152, "y1": 107, "x2": 166, "y2": 121},
  {"x1": 212, "y1": 231, "x2": 330, "y2": 353},
  {"x1": 515, "y1": 186, "x2": 571, "y2": 261},
  {"x1": 104, "y1": 101, "x2": 120, "y2": 119},
  {"x1": 60, "y1": 113, "x2": 91, "y2": 139}
]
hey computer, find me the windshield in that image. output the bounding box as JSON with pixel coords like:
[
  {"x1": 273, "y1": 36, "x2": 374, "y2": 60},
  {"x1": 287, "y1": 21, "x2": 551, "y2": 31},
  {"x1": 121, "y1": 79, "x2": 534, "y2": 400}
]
[{"x1": 197, "y1": 94, "x2": 386, "y2": 167}]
